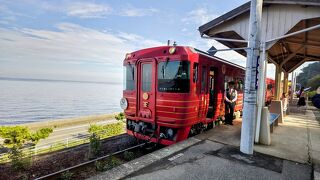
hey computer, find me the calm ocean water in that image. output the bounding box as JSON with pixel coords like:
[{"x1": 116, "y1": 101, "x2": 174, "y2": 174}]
[{"x1": 0, "y1": 79, "x2": 123, "y2": 125}]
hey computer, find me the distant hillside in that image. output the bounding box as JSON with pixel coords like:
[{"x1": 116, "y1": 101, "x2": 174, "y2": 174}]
[{"x1": 296, "y1": 62, "x2": 320, "y2": 89}]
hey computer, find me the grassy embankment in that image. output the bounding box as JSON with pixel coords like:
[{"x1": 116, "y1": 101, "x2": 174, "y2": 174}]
[{"x1": 0, "y1": 113, "x2": 126, "y2": 163}]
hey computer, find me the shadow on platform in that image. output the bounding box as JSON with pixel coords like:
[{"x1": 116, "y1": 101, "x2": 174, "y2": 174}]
[{"x1": 90, "y1": 107, "x2": 320, "y2": 180}]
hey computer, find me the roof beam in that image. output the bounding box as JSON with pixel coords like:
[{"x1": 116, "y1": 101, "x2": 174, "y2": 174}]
[
  {"x1": 284, "y1": 40, "x2": 320, "y2": 49},
  {"x1": 295, "y1": 54, "x2": 320, "y2": 60},
  {"x1": 270, "y1": 53, "x2": 289, "y2": 61},
  {"x1": 264, "y1": 1, "x2": 320, "y2": 6},
  {"x1": 266, "y1": 24, "x2": 320, "y2": 44},
  {"x1": 201, "y1": 35, "x2": 248, "y2": 43},
  {"x1": 303, "y1": 20, "x2": 307, "y2": 57},
  {"x1": 280, "y1": 45, "x2": 304, "y2": 67},
  {"x1": 268, "y1": 57, "x2": 286, "y2": 72},
  {"x1": 288, "y1": 57, "x2": 308, "y2": 73}
]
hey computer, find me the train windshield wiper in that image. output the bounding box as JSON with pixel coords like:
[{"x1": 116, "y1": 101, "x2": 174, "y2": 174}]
[{"x1": 161, "y1": 60, "x2": 169, "y2": 79}]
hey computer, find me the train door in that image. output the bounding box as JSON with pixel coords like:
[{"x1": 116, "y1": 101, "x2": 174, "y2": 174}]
[
  {"x1": 206, "y1": 67, "x2": 216, "y2": 118},
  {"x1": 137, "y1": 59, "x2": 156, "y2": 123},
  {"x1": 198, "y1": 65, "x2": 208, "y2": 119}
]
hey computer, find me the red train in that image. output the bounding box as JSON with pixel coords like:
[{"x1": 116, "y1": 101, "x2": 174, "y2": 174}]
[
  {"x1": 120, "y1": 46, "x2": 274, "y2": 145},
  {"x1": 265, "y1": 78, "x2": 275, "y2": 105}
]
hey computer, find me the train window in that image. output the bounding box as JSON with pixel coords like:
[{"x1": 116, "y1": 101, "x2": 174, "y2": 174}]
[
  {"x1": 193, "y1": 63, "x2": 198, "y2": 83},
  {"x1": 201, "y1": 66, "x2": 207, "y2": 92},
  {"x1": 158, "y1": 61, "x2": 190, "y2": 93},
  {"x1": 224, "y1": 76, "x2": 233, "y2": 90},
  {"x1": 142, "y1": 64, "x2": 152, "y2": 92},
  {"x1": 124, "y1": 64, "x2": 135, "y2": 90},
  {"x1": 209, "y1": 68, "x2": 214, "y2": 91},
  {"x1": 237, "y1": 80, "x2": 244, "y2": 90}
]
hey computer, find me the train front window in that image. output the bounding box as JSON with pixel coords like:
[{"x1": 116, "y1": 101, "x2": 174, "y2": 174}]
[
  {"x1": 142, "y1": 64, "x2": 152, "y2": 92},
  {"x1": 158, "y1": 61, "x2": 190, "y2": 93},
  {"x1": 124, "y1": 64, "x2": 135, "y2": 90}
]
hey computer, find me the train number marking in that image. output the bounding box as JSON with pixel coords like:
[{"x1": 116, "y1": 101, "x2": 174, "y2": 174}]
[{"x1": 143, "y1": 102, "x2": 149, "y2": 107}]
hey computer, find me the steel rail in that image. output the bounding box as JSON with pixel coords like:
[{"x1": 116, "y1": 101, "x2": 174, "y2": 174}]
[{"x1": 35, "y1": 142, "x2": 147, "y2": 180}]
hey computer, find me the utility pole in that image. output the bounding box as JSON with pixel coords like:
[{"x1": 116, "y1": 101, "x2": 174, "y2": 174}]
[{"x1": 240, "y1": 0, "x2": 263, "y2": 154}]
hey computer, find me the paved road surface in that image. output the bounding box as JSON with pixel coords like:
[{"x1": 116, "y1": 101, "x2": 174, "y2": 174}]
[{"x1": 36, "y1": 119, "x2": 119, "y2": 148}]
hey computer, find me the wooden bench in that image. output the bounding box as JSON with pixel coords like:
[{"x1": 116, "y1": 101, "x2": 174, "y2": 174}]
[{"x1": 269, "y1": 113, "x2": 280, "y2": 133}]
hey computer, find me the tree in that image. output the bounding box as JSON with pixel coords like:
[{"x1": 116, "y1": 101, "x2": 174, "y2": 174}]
[
  {"x1": 87, "y1": 122, "x2": 124, "y2": 158},
  {"x1": 115, "y1": 112, "x2": 125, "y2": 123},
  {"x1": 307, "y1": 74, "x2": 320, "y2": 90},
  {"x1": 88, "y1": 132, "x2": 101, "y2": 159},
  {"x1": 0, "y1": 126, "x2": 52, "y2": 147},
  {"x1": 0, "y1": 126, "x2": 53, "y2": 170},
  {"x1": 297, "y1": 62, "x2": 320, "y2": 87}
]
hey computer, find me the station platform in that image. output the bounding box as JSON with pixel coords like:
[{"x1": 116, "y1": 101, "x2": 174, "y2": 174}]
[{"x1": 90, "y1": 107, "x2": 320, "y2": 180}]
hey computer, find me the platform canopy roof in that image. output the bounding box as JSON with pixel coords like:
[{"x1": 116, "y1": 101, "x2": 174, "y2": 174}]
[{"x1": 199, "y1": 0, "x2": 320, "y2": 73}]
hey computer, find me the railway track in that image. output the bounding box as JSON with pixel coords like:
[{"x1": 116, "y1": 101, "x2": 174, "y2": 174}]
[{"x1": 33, "y1": 134, "x2": 159, "y2": 180}]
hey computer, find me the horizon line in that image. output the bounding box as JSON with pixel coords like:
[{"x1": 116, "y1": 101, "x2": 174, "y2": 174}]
[{"x1": 0, "y1": 76, "x2": 122, "y2": 85}]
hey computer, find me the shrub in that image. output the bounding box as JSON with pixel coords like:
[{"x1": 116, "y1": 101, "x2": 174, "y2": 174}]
[
  {"x1": 88, "y1": 124, "x2": 104, "y2": 135},
  {"x1": 0, "y1": 126, "x2": 53, "y2": 170},
  {"x1": 94, "y1": 157, "x2": 122, "y2": 172},
  {"x1": 102, "y1": 122, "x2": 124, "y2": 138},
  {"x1": 88, "y1": 122, "x2": 124, "y2": 139},
  {"x1": 0, "y1": 126, "x2": 30, "y2": 147},
  {"x1": 9, "y1": 146, "x2": 31, "y2": 170},
  {"x1": 123, "y1": 151, "x2": 135, "y2": 161},
  {"x1": 89, "y1": 133, "x2": 101, "y2": 158},
  {"x1": 308, "y1": 91, "x2": 317, "y2": 99},
  {"x1": 115, "y1": 112, "x2": 125, "y2": 122},
  {"x1": 94, "y1": 161, "x2": 104, "y2": 172},
  {"x1": 103, "y1": 156, "x2": 122, "y2": 171},
  {"x1": 60, "y1": 170, "x2": 73, "y2": 180},
  {"x1": 0, "y1": 126, "x2": 53, "y2": 147},
  {"x1": 30, "y1": 128, "x2": 53, "y2": 144}
]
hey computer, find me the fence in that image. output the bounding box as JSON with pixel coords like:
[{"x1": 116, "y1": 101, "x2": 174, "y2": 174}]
[{"x1": 0, "y1": 127, "x2": 125, "y2": 163}]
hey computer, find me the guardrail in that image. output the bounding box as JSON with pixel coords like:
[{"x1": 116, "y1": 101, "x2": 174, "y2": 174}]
[{"x1": 0, "y1": 127, "x2": 125, "y2": 163}]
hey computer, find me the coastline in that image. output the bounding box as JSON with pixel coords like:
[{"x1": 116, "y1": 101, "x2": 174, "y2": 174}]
[{"x1": 8, "y1": 113, "x2": 120, "y2": 130}]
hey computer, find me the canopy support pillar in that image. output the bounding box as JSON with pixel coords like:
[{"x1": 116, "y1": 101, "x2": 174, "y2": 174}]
[
  {"x1": 240, "y1": 0, "x2": 263, "y2": 155},
  {"x1": 283, "y1": 72, "x2": 289, "y2": 95},
  {"x1": 274, "y1": 64, "x2": 282, "y2": 100}
]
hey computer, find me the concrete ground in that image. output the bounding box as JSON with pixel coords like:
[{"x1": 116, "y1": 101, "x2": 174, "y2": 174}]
[
  {"x1": 126, "y1": 140, "x2": 311, "y2": 180},
  {"x1": 90, "y1": 106, "x2": 319, "y2": 180}
]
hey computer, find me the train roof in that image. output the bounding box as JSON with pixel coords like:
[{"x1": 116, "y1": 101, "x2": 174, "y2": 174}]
[
  {"x1": 193, "y1": 48, "x2": 245, "y2": 70},
  {"x1": 127, "y1": 46, "x2": 245, "y2": 70}
]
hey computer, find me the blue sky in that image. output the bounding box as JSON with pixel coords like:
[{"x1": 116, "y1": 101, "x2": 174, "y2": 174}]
[{"x1": 0, "y1": 0, "x2": 284, "y2": 83}]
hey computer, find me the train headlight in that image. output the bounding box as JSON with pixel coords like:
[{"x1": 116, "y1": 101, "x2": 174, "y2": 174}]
[
  {"x1": 120, "y1": 97, "x2": 128, "y2": 110},
  {"x1": 169, "y1": 47, "x2": 176, "y2": 54}
]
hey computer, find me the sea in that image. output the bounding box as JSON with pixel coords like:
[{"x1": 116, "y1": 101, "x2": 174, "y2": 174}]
[{"x1": 0, "y1": 78, "x2": 123, "y2": 125}]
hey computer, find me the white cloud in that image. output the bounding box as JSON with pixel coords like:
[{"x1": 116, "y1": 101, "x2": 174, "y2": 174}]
[
  {"x1": 181, "y1": 28, "x2": 188, "y2": 32},
  {"x1": 118, "y1": 32, "x2": 163, "y2": 47},
  {"x1": 0, "y1": 23, "x2": 162, "y2": 82},
  {"x1": 119, "y1": 6, "x2": 158, "y2": 17},
  {"x1": 65, "y1": 2, "x2": 112, "y2": 18},
  {"x1": 182, "y1": 7, "x2": 218, "y2": 25}
]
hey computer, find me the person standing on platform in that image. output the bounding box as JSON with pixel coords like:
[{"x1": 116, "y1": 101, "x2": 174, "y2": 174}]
[
  {"x1": 224, "y1": 81, "x2": 237, "y2": 125},
  {"x1": 297, "y1": 86, "x2": 306, "y2": 107}
]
